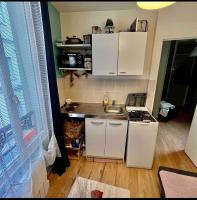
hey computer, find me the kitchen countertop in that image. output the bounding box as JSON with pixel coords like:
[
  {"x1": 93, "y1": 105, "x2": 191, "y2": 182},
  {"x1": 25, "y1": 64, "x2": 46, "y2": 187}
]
[{"x1": 61, "y1": 102, "x2": 128, "y2": 120}]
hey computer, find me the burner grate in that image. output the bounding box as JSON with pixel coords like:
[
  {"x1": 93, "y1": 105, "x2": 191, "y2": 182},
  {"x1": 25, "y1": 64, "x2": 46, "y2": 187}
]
[{"x1": 128, "y1": 110, "x2": 155, "y2": 122}]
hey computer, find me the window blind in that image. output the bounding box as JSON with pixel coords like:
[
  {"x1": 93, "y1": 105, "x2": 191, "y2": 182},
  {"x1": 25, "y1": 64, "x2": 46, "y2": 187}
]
[{"x1": 0, "y1": 2, "x2": 55, "y2": 197}]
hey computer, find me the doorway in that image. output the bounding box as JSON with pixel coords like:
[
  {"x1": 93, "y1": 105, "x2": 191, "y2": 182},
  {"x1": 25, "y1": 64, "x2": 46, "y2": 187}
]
[
  {"x1": 153, "y1": 38, "x2": 197, "y2": 155},
  {"x1": 152, "y1": 38, "x2": 197, "y2": 152},
  {"x1": 153, "y1": 39, "x2": 197, "y2": 123}
]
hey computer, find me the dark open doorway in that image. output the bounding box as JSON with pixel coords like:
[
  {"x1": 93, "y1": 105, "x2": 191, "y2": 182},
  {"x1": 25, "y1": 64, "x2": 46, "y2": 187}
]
[{"x1": 153, "y1": 39, "x2": 197, "y2": 124}]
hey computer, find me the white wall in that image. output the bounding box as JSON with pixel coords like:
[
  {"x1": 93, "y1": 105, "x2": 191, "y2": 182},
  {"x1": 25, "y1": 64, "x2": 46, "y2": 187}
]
[
  {"x1": 146, "y1": 2, "x2": 197, "y2": 112},
  {"x1": 58, "y1": 8, "x2": 158, "y2": 105},
  {"x1": 56, "y1": 78, "x2": 65, "y2": 106},
  {"x1": 185, "y1": 105, "x2": 197, "y2": 167},
  {"x1": 57, "y1": 76, "x2": 149, "y2": 106},
  {"x1": 60, "y1": 8, "x2": 157, "y2": 37},
  {"x1": 152, "y1": 41, "x2": 171, "y2": 118}
]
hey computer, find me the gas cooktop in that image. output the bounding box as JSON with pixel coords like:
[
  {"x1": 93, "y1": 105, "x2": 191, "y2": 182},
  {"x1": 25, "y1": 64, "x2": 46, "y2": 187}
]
[{"x1": 128, "y1": 110, "x2": 156, "y2": 122}]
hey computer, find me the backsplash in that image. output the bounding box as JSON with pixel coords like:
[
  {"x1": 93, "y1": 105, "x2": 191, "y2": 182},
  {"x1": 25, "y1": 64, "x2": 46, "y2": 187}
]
[{"x1": 57, "y1": 77, "x2": 149, "y2": 106}]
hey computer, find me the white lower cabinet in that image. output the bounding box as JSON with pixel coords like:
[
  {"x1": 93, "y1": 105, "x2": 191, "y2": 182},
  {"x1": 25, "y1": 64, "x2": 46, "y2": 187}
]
[
  {"x1": 105, "y1": 120, "x2": 128, "y2": 159},
  {"x1": 126, "y1": 122, "x2": 159, "y2": 169},
  {"x1": 85, "y1": 118, "x2": 128, "y2": 159},
  {"x1": 85, "y1": 118, "x2": 106, "y2": 157}
]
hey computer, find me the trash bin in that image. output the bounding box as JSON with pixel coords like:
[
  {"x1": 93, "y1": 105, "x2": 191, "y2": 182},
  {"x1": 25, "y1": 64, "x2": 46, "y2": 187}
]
[{"x1": 158, "y1": 101, "x2": 176, "y2": 122}]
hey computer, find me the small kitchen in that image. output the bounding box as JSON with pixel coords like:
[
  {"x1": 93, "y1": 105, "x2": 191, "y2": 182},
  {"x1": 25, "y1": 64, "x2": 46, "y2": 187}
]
[
  {"x1": 1, "y1": 1, "x2": 197, "y2": 199},
  {"x1": 48, "y1": 2, "x2": 159, "y2": 169}
]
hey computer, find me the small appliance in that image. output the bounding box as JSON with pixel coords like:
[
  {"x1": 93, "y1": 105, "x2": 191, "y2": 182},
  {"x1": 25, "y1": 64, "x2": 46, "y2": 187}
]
[
  {"x1": 125, "y1": 93, "x2": 147, "y2": 112},
  {"x1": 84, "y1": 54, "x2": 92, "y2": 69},
  {"x1": 59, "y1": 52, "x2": 84, "y2": 68}
]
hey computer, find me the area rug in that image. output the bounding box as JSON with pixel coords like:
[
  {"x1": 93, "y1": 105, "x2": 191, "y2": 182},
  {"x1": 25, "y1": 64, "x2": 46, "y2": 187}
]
[
  {"x1": 67, "y1": 176, "x2": 130, "y2": 198},
  {"x1": 158, "y1": 167, "x2": 197, "y2": 198}
]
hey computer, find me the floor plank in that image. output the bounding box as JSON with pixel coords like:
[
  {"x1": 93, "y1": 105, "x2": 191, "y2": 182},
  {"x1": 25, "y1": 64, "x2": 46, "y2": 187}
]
[
  {"x1": 101, "y1": 163, "x2": 117, "y2": 185},
  {"x1": 47, "y1": 115, "x2": 197, "y2": 198},
  {"x1": 89, "y1": 162, "x2": 105, "y2": 182}
]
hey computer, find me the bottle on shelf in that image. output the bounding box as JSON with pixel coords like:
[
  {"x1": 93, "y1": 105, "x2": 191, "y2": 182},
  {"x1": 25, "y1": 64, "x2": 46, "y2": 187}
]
[
  {"x1": 84, "y1": 54, "x2": 92, "y2": 69},
  {"x1": 103, "y1": 92, "x2": 110, "y2": 106}
]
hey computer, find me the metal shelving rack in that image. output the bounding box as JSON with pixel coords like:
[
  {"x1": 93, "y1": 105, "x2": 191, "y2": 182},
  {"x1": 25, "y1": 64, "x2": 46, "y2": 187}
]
[
  {"x1": 56, "y1": 43, "x2": 92, "y2": 86},
  {"x1": 56, "y1": 43, "x2": 91, "y2": 49},
  {"x1": 59, "y1": 67, "x2": 92, "y2": 71}
]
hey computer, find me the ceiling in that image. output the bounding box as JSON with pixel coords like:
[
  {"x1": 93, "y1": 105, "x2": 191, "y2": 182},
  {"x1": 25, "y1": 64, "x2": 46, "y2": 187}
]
[{"x1": 51, "y1": 1, "x2": 138, "y2": 12}]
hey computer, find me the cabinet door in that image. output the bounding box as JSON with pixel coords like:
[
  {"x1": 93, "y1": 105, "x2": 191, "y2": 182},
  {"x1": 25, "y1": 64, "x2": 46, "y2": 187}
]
[
  {"x1": 105, "y1": 120, "x2": 128, "y2": 159},
  {"x1": 118, "y1": 32, "x2": 147, "y2": 75},
  {"x1": 92, "y1": 33, "x2": 118, "y2": 76},
  {"x1": 126, "y1": 122, "x2": 158, "y2": 169},
  {"x1": 85, "y1": 118, "x2": 106, "y2": 157}
]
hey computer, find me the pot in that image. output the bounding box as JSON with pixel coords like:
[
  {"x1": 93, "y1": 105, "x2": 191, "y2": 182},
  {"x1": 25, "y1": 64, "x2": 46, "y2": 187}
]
[{"x1": 65, "y1": 36, "x2": 83, "y2": 44}]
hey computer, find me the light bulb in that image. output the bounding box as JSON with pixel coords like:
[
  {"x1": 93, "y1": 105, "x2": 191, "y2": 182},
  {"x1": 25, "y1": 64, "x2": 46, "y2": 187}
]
[{"x1": 137, "y1": 2, "x2": 176, "y2": 10}]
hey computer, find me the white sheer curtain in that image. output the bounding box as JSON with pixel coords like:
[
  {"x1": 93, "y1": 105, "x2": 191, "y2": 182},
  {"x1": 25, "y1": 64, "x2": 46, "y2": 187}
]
[{"x1": 0, "y1": 1, "x2": 61, "y2": 198}]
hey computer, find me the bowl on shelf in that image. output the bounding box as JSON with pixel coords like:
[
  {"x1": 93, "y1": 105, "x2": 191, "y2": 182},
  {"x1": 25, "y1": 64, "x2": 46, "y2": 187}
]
[{"x1": 65, "y1": 36, "x2": 83, "y2": 44}]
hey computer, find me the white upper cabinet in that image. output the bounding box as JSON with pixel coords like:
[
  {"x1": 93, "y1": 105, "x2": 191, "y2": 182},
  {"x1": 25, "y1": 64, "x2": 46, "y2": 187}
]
[
  {"x1": 118, "y1": 32, "x2": 147, "y2": 75},
  {"x1": 92, "y1": 33, "x2": 119, "y2": 76}
]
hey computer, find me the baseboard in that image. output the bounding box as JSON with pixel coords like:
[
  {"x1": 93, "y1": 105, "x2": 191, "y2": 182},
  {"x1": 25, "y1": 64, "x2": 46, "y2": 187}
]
[{"x1": 86, "y1": 156, "x2": 123, "y2": 163}]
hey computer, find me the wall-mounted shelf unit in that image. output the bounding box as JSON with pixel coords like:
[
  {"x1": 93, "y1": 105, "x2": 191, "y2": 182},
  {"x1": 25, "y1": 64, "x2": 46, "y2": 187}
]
[
  {"x1": 56, "y1": 42, "x2": 92, "y2": 86},
  {"x1": 65, "y1": 142, "x2": 82, "y2": 160},
  {"x1": 56, "y1": 43, "x2": 91, "y2": 49},
  {"x1": 59, "y1": 67, "x2": 92, "y2": 71}
]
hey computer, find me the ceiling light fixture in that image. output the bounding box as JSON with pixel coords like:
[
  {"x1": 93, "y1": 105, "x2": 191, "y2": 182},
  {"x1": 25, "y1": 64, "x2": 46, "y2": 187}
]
[{"x1": 137, "y1": 2, "x2": 176, "y2": 10}]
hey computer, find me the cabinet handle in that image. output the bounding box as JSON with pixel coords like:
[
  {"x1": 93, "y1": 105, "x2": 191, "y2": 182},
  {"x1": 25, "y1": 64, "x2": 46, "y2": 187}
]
[
  {"x1": 141, "y1": 122, "x2": 151, "y2": 125},
  {"x1": 91, "y1": 121, "x2": 104, "y2": 125},
  {"x1": 120, "y1": 72, "x2": 127, "y2": 74},
  {"x1": 109, "y1": 72, "x2": 115, "y2": 74},
  {"x1": 109, "y1": 122, "x2": 122, "y2": 126}
]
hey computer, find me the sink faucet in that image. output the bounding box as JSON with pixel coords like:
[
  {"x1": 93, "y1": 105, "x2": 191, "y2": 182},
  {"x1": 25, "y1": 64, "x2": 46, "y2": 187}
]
[{"x1": 112, "y1": 100, "x2": 116, "y2": 106}]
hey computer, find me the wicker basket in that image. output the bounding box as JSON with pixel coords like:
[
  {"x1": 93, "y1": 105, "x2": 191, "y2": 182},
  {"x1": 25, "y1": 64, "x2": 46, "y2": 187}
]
[{"x1": 64, "y1": 120, "x2": 85, "y2": 140}]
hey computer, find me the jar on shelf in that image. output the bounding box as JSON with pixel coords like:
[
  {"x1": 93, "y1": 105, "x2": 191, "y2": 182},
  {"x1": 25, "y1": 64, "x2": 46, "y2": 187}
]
[
  {"x1": 84, "y1": 54, "x2": 92, "y2": 69},
  {"x1": 103, "y1": 92, "x2": 110, "y2": 106}
]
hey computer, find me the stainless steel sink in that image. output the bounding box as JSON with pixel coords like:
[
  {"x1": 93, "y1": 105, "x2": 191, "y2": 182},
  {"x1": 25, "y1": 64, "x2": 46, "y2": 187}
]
[{"x1": 104, "y1": 105, "x2": 123, "y2": 114}]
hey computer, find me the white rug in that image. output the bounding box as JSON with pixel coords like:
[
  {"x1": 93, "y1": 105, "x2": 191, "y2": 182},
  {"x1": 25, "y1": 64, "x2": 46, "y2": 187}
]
[{"x1": 67, "y1": 176, "x2": 130, "y2": 198}]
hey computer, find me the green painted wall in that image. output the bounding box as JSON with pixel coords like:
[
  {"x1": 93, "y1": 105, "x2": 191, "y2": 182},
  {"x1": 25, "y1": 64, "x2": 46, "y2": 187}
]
[{"x1": 48, "y1": 2, "x2": 62, "y2": 78}]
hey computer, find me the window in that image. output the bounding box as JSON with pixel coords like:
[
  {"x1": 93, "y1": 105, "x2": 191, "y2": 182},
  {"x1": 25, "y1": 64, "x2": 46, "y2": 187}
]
[{"x1": 0, "y1": 2, "x2": 47, "y2": 197}]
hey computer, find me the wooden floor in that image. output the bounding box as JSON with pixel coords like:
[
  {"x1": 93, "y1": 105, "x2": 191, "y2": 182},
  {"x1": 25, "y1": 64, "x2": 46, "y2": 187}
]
[{"x1": 47, "y1": 115, "x2": 197, "y2": 198}]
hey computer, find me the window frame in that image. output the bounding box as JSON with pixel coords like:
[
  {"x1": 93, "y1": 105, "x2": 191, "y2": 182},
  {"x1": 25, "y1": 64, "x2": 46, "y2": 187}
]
[{"x1": 0, "y1": 2, "x2": 48, "y2": 180}]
